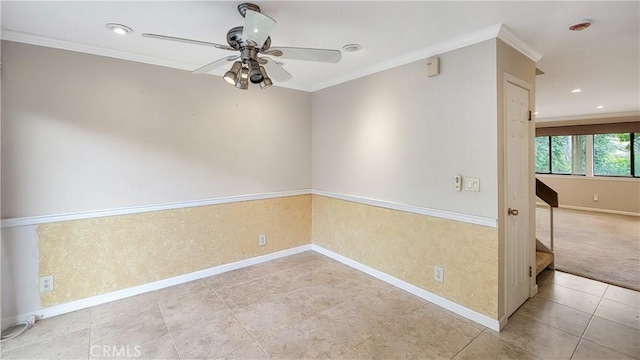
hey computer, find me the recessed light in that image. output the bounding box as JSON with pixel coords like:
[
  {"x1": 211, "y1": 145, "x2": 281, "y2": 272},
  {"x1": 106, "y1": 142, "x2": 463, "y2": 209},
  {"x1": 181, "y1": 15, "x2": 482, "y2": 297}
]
[
  {"x1": 571, "y1": 88, "x2": 582, "y2": 93},
  {"x1": 106, "y1": 23, "x2": 133, "y2": 35},
  {"x1": 342, "y1": 44, "x2": 362, "y2": 53},
  {"x1": 596, "y1": 105, "x2": 604, "y2": 109},
  {"x1": 534, "y1": 112, "x2": 539, "y2": 115},
  {"x1": 569, "y1": 19, "x2": 592, "y2": 31}
]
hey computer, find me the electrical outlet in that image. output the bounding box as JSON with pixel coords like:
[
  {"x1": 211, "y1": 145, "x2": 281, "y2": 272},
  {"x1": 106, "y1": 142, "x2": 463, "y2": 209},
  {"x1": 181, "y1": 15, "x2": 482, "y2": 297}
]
[
  {"x1": 593, "y1": 194, "x2": 599, "y2": 202},
  {"x1": 258, "y1": 234, "x2": 267, "y2": 246},
  {"x1": 40, "y1": 275, "x2": 54, "y2": 292},
  {"x1": 434, "y1": 266, "x2": 444, "y2": 283}
]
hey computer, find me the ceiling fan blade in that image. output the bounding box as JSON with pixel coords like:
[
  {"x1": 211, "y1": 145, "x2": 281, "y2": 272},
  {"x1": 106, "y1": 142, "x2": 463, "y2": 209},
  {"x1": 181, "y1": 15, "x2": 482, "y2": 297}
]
[
  {"x1": 192, "y1": 56, "x2": 239, "y2": 75},
  {"x1": 241, "y1": 10, "x2": 276, "y2": 48},
  {"x1": 262, "y1": 58, "x2": 292, "y2": 82},
  {"x1": 142, "y1": 33, "x2": 235, "y2": 51},
  {"x1": 268, "y1": 47, "x2": 342, "y2": 63}
]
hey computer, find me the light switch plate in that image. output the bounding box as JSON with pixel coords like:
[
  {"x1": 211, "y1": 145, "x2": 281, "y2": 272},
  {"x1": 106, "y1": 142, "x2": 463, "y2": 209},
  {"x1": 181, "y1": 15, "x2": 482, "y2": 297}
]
[{"x1": 465, "y1": 177, "x2": 480, "y2": 192}]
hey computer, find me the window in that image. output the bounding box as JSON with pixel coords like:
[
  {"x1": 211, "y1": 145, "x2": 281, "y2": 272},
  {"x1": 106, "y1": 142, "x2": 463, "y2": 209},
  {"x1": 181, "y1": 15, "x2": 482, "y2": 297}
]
[
  {"x1": 535, "y1": 132, "x2": 639, "y2": 178},
  {"x1": 535, "y1": 136, "x2": 550, "y2": 173},
  {"x1": 593, "y1": 133, "x2": 631, "y2": 176},
  {"x1": 634, "y1": 133, "x2": 639, "y2": 177},
  {"x1": 535, "y1": 135, "x2": 586, "y2": 175}
]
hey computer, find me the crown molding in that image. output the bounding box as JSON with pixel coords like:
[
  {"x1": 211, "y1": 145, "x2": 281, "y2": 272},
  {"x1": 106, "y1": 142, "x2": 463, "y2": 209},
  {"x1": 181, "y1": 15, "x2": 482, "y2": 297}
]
[
  {"x1": 2, "y1": 24, "x2": 541, "y2": 93},
  {"x1": 1, "y1": 30, "x2": 201, "y2": 72},
  {"x1": 311, "y1": 24, "x2": 503, "y2": 92},
  {"x1": 536, "y1": 111, "x2": 640, "y2": 124},
  {"x1": 496, "y1": 24, "x2": 542, "y2": 62}
]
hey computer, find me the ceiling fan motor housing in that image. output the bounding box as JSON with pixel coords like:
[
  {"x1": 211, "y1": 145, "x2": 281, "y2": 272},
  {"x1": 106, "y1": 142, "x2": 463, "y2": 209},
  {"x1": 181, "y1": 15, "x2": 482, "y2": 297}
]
[{"x1": 227, "y1": 26, "x2": 271, "y2": 51}]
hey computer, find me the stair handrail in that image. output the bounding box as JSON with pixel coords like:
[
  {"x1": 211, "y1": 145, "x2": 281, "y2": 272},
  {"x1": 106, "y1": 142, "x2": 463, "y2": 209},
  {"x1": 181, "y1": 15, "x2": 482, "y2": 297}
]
[
  {"x1": 536, "y1": 178, "x2": 558, "y2": 253},
  {"x1": 536, "y1": 178, "x2": 558, "y2": 207}
]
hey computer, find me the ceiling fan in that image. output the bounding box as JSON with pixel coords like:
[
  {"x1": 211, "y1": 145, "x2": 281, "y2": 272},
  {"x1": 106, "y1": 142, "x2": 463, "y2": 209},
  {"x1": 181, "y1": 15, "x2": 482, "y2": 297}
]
[{"x1": 142, "y1": 3, "x2": 342, "y2": 90}]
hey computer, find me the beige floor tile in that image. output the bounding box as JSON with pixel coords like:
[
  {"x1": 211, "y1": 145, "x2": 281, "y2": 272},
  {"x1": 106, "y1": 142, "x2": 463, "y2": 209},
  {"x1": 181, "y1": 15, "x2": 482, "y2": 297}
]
[
  {"x1": 1, "y1": 328, "x2": 89, "y2": 360},
  {"x1": 257, "y1": 326, "x2": 349, "y2": 360},
  {"x1": 215, "y1": 341, "x2": 269, "y2": 360},
  {"x1": 548, "y1": 271, "x2": 610, "y2": 297},
  {"x1": 537, "y1": 282, "x2": 602, "y2": 314},
  {"x1": 90, "y1": 292, "x2": 157, "y2": 326},
  {"x1": 583, "y1": 316, "x2": 640, "y2": 359},
  {"x1": 596, "y1": 298, "x2": 640, "y2": 330},
  {"x1": 169, "y1": 311, "x2": 255, "y2": 359},
  {"x1": 427, "y1": 303, "x2": 486, "y2": 331},
  {"x1": 382, "y1": 305, "x2": 481, "y2": 358},
  {"x1": 491, "y1": 314, "x2": 581, "y2": 360},
  {"x1": 353, "y1": 332, "x2": 449, "y2": 360},
  {"x1": 279, "y1": 283, "x2": 350, "y2": 317},
  {"x1": 263, "y1": 267, "x2": 317, "y2": 293},
  {"x1": 334, "y1": 349, "x2": 363, "y2": 360},
  {"x1": 605, "y1": 286, "x2": 640, "y2": 308},
  {"x1": 215, "y1": 277, "x2": 276, "y2": 309},
  {"x1": 516, "y1": 295, "x2": 592, "y2": 336},
  {"x1": 0, "y1": 309, "x2": 90, "y2": 352},
  {"x1": 207, "y1": 265, "x2": 268, "y2": 289},
  {"x1": 153, "y1": 278, "x2": 216, "y2": 308},
  {"x1": 351, "y1": 282, "x2": 426, "y2": 317},
  {"x1": 256, "y1": 256, "x2": 300, "y2": 274},
  {"x1": 158, "y1": 287, "x2": 230, "y2": 327},
  {"x1": 311, "y1": 299, "x2": 391, "y2": 348},
  {"x1": 280, "y1": 251, "x2": 329, "y2": 268},
  {"x1": 90, "y1": 306, "x2": 178, "y2": 360},
  {"x1": 233, "y1": 294, "x2": 316, "y2": 335},
  {"x1": 572, "y1": 339, "x2": 637, "y2": 360},
  {"x1": 453, "y1": 331, "x2": 540, "y2": 360}
]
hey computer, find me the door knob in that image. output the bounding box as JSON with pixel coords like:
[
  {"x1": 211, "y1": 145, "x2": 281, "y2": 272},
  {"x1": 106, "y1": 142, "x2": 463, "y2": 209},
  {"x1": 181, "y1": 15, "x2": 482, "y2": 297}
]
[{"x1": 508, "y1": 208, "x2": 519, "y2": 216}]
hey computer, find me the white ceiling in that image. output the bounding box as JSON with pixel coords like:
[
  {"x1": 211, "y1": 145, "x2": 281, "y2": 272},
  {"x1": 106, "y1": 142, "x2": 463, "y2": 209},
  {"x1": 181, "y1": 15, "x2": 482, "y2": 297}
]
[{"x1": 2, "y1": 1, "x2": 639, "y2": 121}]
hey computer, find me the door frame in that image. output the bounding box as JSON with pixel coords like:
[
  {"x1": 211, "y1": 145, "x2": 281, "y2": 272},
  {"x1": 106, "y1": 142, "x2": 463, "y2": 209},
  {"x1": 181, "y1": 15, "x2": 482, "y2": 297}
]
[{"x1": 500, "y1": 73, "x2": 536, "y2": 328}]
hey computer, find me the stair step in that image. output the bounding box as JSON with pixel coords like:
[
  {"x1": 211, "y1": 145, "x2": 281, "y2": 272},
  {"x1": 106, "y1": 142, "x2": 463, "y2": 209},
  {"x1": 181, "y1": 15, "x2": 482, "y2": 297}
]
[{"x1": 536, "y1": 251, "x2": 554, "y2": 275}]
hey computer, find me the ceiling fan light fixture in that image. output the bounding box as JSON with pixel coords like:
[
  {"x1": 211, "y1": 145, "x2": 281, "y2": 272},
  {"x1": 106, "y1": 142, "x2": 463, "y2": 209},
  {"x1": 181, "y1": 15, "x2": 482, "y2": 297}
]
[
  {"x1": 224, "y1": 61, "x2": 243, "y2": 85},
  {"x1": 235, "y1": 67, "x2": 249, "y2": 90},
  {"x1": 248, "y1": 59, "x2": 264, "y2": 84},
  {"x1": 106, "y1": 23, "x2": 133, "y2": 35},
  {"x1": 259, "y1": 66, "x2": 272, "y2": 89}
]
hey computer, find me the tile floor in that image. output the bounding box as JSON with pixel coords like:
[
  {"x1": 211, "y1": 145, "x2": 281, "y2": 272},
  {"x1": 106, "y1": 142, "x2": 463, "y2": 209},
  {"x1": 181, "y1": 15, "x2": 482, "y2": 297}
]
[{"x1": 1, "y1": 251, "x2": 638, "y2": 360}]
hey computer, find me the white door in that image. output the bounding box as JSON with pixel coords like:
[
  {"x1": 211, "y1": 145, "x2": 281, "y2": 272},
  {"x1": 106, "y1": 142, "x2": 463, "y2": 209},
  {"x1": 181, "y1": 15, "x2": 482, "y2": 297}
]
[{"x1": 506, "y1": 80, "x2": 531, "y2": 317}]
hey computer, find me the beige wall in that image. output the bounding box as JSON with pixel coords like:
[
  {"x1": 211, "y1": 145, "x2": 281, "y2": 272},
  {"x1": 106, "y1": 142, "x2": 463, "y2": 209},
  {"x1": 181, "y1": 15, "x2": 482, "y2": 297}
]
[
  {"x1": 38, "y1": 195, "x2": 311, "y2": 307},
  {"x1": 537, "y1": 175, "x2": 640, "y2": 214},
  {"x1": 2, "y1": 38, "x2": 537, "y2": 325},
  {"x1": 312, "y1": 196, "x2": 499, "y2": 318},
  {"x1": 1, "y1": 41, "x2": 312, "y2": 218},
  {"x1": 1, "y1": 41, "x2": 313, "y2": 321},
  {"x1": 312, "y1": 40, "x2": 498, "y2": 219},
  {"x1": 311, "y1": 40, "x2": 504, "y2": 319}
]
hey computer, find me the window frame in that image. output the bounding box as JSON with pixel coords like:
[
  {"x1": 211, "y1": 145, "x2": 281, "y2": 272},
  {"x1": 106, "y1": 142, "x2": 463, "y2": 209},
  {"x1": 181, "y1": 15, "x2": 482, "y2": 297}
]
[{"x1": 535, "y1": 132, "x2": 639, "y2": 179}]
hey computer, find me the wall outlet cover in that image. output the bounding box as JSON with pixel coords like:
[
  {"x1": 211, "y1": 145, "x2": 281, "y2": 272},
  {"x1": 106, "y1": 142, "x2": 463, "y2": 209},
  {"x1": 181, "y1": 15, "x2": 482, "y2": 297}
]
[
  {"x1": 40, "y1": 275, "x2": 54, "y2": 292},
  {"x1": 258, "y1": 234, "x2": 267, "y2": 246},
  {"x1": 434, "y1": 266, "x2": 444, "y2": 283}
]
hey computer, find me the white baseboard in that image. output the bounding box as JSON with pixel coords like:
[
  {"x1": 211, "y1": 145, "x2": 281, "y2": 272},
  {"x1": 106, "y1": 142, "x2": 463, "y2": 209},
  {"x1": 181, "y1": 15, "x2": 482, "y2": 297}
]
[
  {"x1": 498, "y1": 314, "x2": 509, "y2": 330},
  {"x1": 2, "y1": 245, "x2": 312, "y2": 329},
  {"x1": 4, "y1": 243, "x2": 501, "y2": 333},
  {"x1": 559, "y1": 205, "x2": 640, "y2": 217},
  {"x1": 311, "y1": 245, "x2": 501, "y2": 331},
  {"x1": 535, "y1": 202, "x2": 639, "y2": 217}
]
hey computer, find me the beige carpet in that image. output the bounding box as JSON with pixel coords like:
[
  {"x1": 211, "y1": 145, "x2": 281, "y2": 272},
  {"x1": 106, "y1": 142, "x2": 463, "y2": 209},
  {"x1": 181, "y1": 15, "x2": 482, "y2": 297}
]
[{"x1": 536, "y1": 206, "x2": 640, "y2": 291}]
